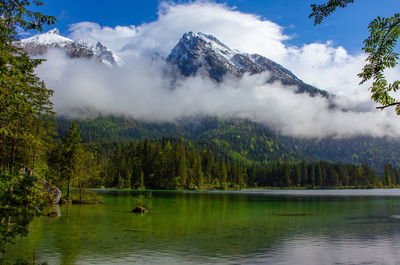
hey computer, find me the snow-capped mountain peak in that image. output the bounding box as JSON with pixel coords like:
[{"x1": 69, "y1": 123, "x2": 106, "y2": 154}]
[
  {"x1": 20, "y1": 28, "x2": 121, "y2": 66},
  {"x1": 94, "y1": 41, "x2": 123, "y2": 66},
  {"x1": 166, "y1": 31, "x2": 241, "y2": 81},
  {"x1": 47, "y1": 28, "x2": 60, "y2": 35},
  {"x1": 166, "y1": 31, "x2": 328, "y2": 97},
  {"x1": 21, "y1": 28, "x2": 74, "y2": 46}
]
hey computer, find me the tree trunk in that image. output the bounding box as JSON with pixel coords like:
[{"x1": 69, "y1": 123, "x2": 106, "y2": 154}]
[
  {"x1": 67, "y1": 176, "x2": 71, "y2": 198},
  {"x1": 79, "y1": 182, "x2": 82, "y2": 201}
]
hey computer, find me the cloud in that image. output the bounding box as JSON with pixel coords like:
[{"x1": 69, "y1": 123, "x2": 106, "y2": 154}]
[
  {"x1": 35, "y1": 1, "x2": 400, "y2": 139},
  {"x1": 69, "y1": 2, "x2": 288, "y2": 61},
  {"x1": 68, "y1": 22, "x2": 137, "y2": 54}
]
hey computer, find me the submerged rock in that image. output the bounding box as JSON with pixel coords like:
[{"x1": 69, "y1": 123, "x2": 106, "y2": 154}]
[
  {"x1": 273, "y1": 212, "x2": 315, "y2": 216},
  {"x1": 132, "y1": 206, "x2": 148, "y2": 214}
]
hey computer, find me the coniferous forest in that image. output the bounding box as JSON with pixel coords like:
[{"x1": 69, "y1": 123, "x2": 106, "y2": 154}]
[{"x1": 48, "y1": 123, "x2": 400, "y2": 191}]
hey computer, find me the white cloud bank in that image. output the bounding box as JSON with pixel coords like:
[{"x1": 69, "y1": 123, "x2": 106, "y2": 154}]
[{"x1": 37, "y1": 1, "x2": 400, "y2": 138}]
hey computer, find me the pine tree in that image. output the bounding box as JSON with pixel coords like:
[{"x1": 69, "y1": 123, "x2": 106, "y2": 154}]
[
  {"x1": 219, "y1": 159, "x2": 228, "y2": 189},
  {"x1": 176, "y1": 143, "x2": 188, "y2": 189},
  {"x1": 383, "y1": 164, "x2": 394, "y2": 186},
  {"x1": 60, "y1": 122, "x2": 85, "y2": 198},
  {"x1": 316, "y1": 164, "x2": 323, "y2": 187},
  {"x1": 282, "y1": 163, "x2": 292, "y2": 187},
  {"x1": 309, "y1": 164, "x2": 316, "y2": 187},
  {"x1": 193, "y1": 155, "x2": 204, "y2": 190},
  {"x1": 294, "y1": 164, "x2": 302, "y2": 187}
]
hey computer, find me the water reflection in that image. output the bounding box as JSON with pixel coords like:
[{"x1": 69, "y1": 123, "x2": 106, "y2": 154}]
[{"x1": 4, "y1": 190, "x2": 400, "y2": 264}]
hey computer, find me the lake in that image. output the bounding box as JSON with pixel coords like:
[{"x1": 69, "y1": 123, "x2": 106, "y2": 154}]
[{"x1": 4, "y1": 189, "x2": 400, "y2": 264}]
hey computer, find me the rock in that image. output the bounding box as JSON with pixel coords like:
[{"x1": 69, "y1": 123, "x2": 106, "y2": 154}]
[
  {"x1": 47, "y1": 211, "x2": 60, "y2": 217},
  {"x1": 132, "y1": 206, "x2": 148, "y2": 214},
  {"x1": 19, "y1": 29, "x2": 122, "y2": 66},
  {"x1": 42, "y1": 179, "x2": 62, "y2": 204}
]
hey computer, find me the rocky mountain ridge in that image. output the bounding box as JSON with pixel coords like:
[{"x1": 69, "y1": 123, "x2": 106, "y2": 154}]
[
  {"x1": 21, "y1": 29, "x2": 328, "y2": 97},
  {"x1": 166, "y1": 32, "x2": 328, "y2": 97},
  {"x1": 20, "y1": 28, "x2": 121, "y2": 66}
]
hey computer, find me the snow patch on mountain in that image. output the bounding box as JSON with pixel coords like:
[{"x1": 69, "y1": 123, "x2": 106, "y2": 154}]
[
  {"x1": 20, "y1": 28, "x2": 122, "y2": 66},
  {"x1": 166, "y1": 32, "x2": 328, "y2": 97},
  {"x1": 21, "y1": 28, "x2": 73, "y2": 46}
]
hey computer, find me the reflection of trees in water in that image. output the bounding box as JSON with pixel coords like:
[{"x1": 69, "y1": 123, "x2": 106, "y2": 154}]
[
  {"x1": 5, "y1": 193, "x2": 400, "y2": 263},
  {"x1": 132, "y1": 193, "x2": 152, "y2": 209}
]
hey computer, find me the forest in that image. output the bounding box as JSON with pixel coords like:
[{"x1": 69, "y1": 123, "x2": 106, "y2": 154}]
[
  {"x1": 46, "y1": 122, "x2": 400, "y2": 192},
  {"x1": 56, "y1": 116, "x2": 400, "y2": 173}
]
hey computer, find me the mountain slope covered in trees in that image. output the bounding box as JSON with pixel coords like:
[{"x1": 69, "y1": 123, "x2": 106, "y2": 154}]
[{"x1": 56, "y1": 116, "x2": 400, "y2": 174}]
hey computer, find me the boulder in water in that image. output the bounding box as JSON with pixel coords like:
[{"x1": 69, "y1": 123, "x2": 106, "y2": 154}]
[
  {"x1": 47, "y1": 211, "x2": 60, "y2": 217},
  {"x1": 132, "y1": 206, "x2": 148, "y2": 214}
]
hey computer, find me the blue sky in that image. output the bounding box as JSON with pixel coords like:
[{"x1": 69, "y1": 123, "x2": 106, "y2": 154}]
[{"x1": 37, "y1": 0, "x2": 400, "y2": 54}]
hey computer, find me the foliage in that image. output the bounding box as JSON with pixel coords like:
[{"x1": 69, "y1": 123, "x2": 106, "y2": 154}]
[
  {"x1": 309, "y1": 0, "x2": 354, "y2": 25},
  {"x1": 87, "y1": 136, "x2": 389, "y2": 190},
  {"x1": 59, "y1": 122, "x2": 84, "y2": 198},
  {"x1": 359, "y1": 14, "x2": 400, "y2": 113},
  {"x1": 0, "y1": 0, "x2": 56, "y2": 174},
  {"x1": 50, "y1": 122, "x2": 100, "y2": 199},
  {"x1": 0, "y1": 0, "x2": 55, "y2": 41},
  {"x1": 0, "y1": 0, "x2": 55, "y2": 257},
  {"x1": 281, "y1": 135, "x2": 400, "y2": 173},
  {"x1": 56, "y1": 116, "x2": 400, "y2": 173},
  {"x1": 54, "y1": 119, "x2": 394, "y2": 190},
  {"x1": 310, "y1": 1, "x2": 400, "y2": 113},
  {"x1": 0, "y1": 171, "x2": 45, "y2": 255}
]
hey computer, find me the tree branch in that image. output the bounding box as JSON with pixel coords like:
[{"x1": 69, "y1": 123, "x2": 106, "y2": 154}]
[{"x1": 376, "y1": 102, "x2": 400, "y2": 110}]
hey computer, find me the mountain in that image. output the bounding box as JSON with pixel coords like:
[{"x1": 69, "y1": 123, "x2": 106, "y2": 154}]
[
  {"x1": 20, "y1": 29, "x2": 326, "y2": 97},
  {"x1": 20, "y1": 28, "x2": 121, "y2": 66},
  {"x1": 166, "y1": 32, "x2": 328, "y2": 97},
  {"x1": 19, "y1": 29, "x2": 400, "y2": 172}
]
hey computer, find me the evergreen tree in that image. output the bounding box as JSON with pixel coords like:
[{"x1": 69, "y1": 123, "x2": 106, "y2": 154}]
[
  {"x1": 219, "y1": 159, "x2": 228, "y2": 189},
  {"x1": 282, "y1": 163, "x2": 292, "y2": 187},
  {"x1": 315, "y1": 164, "x2": 323, "y2": 187},
  {"x1": 383, "y1": 164, "x2": 394, "y2": 186},
  {"x1": 237, "y1": 165, "x2": 245, "y2": 188},
  {"x1": 60, "y1": 122, "x2": 85, "y2": 198},
  {"x1": 294, "y1": 164, "x2": 302, "y2": 187},
  {"x1": 309, "y1": 164, "x2": 316, "y2": 187},
  {"x1": 0, "y1": 0, "x2": 55, "y2": 257},
  {"x1": 176, "y1": 143, "x2": 188, "y2": 188},
  {"x1": 0, "y1": 1, "x2": 55, "y2": 174},
  {"x1": 193, "y1": 155, "x2": 204, "y2": 190}
]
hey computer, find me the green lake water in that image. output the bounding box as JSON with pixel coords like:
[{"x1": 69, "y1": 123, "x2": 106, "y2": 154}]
[{"x1": 4, "y1": 189, "x2": 400, "y2": 264}]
